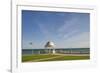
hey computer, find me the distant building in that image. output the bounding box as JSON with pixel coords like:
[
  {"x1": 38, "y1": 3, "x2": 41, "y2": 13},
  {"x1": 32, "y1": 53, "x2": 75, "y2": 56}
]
[{"x1": 45, "y1": 41, "x2": 55, "y2": 54}]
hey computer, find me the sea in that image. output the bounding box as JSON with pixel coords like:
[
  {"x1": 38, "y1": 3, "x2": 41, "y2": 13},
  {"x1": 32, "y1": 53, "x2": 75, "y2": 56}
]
[{"x1": 22, "y1": 48, "x2": 90, "y2": 55}]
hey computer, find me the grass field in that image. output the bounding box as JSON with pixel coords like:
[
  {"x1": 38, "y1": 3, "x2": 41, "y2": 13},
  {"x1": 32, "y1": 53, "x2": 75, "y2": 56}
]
[{"x1": 22, "y1": 54, "x2": 90, "y2": 62}]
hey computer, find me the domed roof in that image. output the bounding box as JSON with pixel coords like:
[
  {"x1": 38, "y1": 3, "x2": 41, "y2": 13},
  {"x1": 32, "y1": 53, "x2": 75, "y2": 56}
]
[{"x1": 45, "y1": 41, "x2": 55, "y2": 48}]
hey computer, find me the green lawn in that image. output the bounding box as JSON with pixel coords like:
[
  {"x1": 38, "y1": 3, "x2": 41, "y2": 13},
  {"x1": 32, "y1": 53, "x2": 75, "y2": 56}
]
[
  {"x1": 22, "y1": 54, "x2": 90, "y2": 62},
  {"x1": 43, "y1": 55, "x2": 90, "y2": 61},
  {"x1": 22, "y1": 54, "x2": 59, "y2": 62}
]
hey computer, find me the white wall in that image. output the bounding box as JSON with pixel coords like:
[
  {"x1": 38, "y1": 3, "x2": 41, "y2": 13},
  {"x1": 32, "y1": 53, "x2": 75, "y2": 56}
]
[{"x1": 0, "y1": 0, "x2": 99, "y2": 73}]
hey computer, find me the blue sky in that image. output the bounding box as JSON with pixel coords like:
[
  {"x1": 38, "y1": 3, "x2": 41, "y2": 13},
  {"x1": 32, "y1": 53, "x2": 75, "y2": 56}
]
[{"x1": 22, "y1": 10, "x2": 90, "y2": 49}]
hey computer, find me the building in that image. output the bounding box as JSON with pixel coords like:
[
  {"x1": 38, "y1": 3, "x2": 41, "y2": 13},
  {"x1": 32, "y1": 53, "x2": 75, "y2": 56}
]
[{"x1": 45, "y1": 41, "x2": 55, "y2": 54}]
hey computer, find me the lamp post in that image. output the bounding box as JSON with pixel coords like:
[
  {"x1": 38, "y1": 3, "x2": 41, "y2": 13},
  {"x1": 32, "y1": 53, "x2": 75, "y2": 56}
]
[{"x1": 29, "y1": 42, "x2": 33, "y2": 54}]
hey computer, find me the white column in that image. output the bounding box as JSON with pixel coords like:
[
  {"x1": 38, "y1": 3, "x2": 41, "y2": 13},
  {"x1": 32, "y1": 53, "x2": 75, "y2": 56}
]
[{"x1": 53, "y1": 49, "x2": 55, "y2": 54}]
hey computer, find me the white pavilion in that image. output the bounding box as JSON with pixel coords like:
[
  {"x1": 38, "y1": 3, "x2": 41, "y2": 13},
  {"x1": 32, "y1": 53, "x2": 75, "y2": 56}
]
[{"x1": 45, "y1": 41, "x2": 55, "y2": 54}]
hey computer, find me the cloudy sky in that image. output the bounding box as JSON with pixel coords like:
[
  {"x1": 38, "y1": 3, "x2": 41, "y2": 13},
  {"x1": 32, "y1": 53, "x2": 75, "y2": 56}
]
[{"x1": 22, "y1": 10, "x2": 90, "y2": 49}]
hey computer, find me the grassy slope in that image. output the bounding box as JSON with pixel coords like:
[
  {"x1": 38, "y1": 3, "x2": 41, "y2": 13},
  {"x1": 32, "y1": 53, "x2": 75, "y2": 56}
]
[
  {"x1": 22, "y1": 54, "x2": 59, "y2": 62},
  {"x1": 22, "y1": 54, "x2": 90, "y2": 62},
  {"x1": 43, "y1": 56, "x2": 90, "y2": 61}
]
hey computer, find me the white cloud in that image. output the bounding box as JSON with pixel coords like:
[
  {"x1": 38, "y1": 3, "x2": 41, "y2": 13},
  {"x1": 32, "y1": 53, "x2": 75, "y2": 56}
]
[
  {"x1": 56, "y1": 32, "x2": 90, "y2": 48},
  {"x1": 56, "y1": 17, "x2": 81, "y2": 41},
  {"x1": 58, "y1": 17, "x2": 78, "y2": 33},
  {"x1": 62, "y1": 30, "x2": 79, "y2": 39},
  {"x1": 37, "y1": 23, "x2": 51, "y2": 39}
]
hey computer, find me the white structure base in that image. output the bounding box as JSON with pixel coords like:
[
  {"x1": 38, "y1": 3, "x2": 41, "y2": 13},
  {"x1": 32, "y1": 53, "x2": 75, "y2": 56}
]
[{"x1": 53, "y1": 49, "x2": 55, "y2": 54}]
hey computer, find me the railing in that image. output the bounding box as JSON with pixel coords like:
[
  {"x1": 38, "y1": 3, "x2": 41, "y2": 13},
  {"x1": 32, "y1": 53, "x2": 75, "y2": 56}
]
[{"x1": 22, "y1": 48, "x2": 90, "y2": 55}]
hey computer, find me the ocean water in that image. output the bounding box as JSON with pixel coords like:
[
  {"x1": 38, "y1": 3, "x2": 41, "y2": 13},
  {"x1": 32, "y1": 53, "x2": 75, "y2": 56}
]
[{"x1": 22, "y1": 48, "x2": 90, "y2": 55}]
